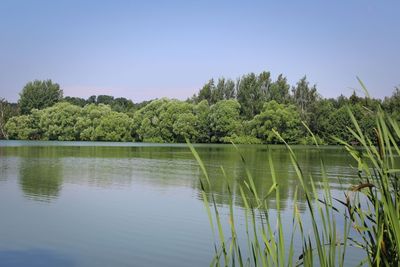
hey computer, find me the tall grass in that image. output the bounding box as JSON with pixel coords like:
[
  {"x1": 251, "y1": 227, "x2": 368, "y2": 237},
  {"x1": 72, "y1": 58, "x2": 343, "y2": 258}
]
[{"x1": 187, "y1": 105, "x2": 400, "y2": 266}]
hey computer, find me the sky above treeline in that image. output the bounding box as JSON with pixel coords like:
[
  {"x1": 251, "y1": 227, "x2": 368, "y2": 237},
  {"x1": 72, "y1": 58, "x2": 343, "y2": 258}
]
[{"x1": 0, "y1": 0, "x2": 399, "y2": 102}]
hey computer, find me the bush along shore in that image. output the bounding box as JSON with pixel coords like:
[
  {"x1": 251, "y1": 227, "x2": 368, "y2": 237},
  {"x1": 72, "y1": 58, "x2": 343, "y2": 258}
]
[{"x1": 1, "y1": 74, "x2": 399, "y2": 144}]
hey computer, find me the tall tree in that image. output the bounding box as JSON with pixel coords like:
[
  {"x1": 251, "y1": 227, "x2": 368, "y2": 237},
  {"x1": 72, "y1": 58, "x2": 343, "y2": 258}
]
[
  {"x1": 63, "y1": 96, "x2": 87, "y2": 107},
  {"x1": 211, "y1": 78, "x2": 226, "y2": 104},
  {"x1": 223, "y1": 79, "x2": 236, "y2": 99},
  {"x1": 196, "y1": 79, "x2": 215, "y2": 104},
  {"x1": 237, "y1": 72, "x2": 270, "y2": 119},
  {"x1": 111, "y1": 97, "x2": 134, "y2": 113},
  {"x1": 266, "y1": 74, "x2": 290, "y2": 103},
  {"x1": 87, "y1": 95, "x2": 97, "y2": 104},
  {"x1": 96, "y1": 95, "x2": 114, "y2": 105},
  {"x1": 19, "y1": 80, "x2": 63, "y2": 114},
  {"x1": 291, "y1": 76, "x2": 319, "y2": 121}
]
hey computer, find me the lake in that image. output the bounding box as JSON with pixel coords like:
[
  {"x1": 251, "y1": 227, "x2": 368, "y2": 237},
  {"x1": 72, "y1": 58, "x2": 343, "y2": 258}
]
[{"x1": 0, "y1": 141, "x2": 362, "y2": 266}]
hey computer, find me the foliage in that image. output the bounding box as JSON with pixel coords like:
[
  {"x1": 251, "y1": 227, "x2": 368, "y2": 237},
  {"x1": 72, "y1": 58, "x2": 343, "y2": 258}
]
[
  {"x1": 327, "y1": 104, "x2": 375, "y2": 143},
  {"x1": 193, "y1": 100, "x2": 211, "y2": 143},
  {"x1": 221, "y1": 134, "x2": 262, "y2": 144},
  {"x1": 62, "y1": 95, "x2": 136, "y2": 113},
  {"x1": 5, "y1": 102, "x2": 133, "y2": 142},
  {"x1": 62, "y1": 96, "x2": 87, "y2": 107},
  {"x1": 93, "y1": 111, "x2": 133, "y2": 141},
  {"x1": 307, "y1": 99, "x2": 336, "y2": 139},
  {"x1": 132, "y1": 98, "x2": 173, "y2": 142},
  {"x1": 266, "y1": 74, "x2": 290, "y2": 103},
  {"x1": 383, "y1": 87, "x2": 400, "y2": 121},
  {"x1": 19, "y1": 80, "x2": 63, "y2": 114},
  {"x1": 291, "y1": 76, "x2": 319, "y2": 121},
  {"x1": 236, "y1": 72, "x2": 270, "y2": 119},
  {"x1": 208, "y1": 100, "x2": 241, "y2": 143},
  {"x1": 196, "y1": 79, "x2": 214, "y2": 104},
  {"x1": 5, "y1": 114, "x2": 39, "y2": 140},
  {"x1": 248, "y1": 100, "x2": 302, "y2": 143},
  {"x1": 39, "y1": 102, "x2": 81, "y2": 141},
  {"x1": 96, "y1": 95, "x2": 114, "y2": 105},
  {"x1": 173, "y1": 112, "x2": 198, "y2": 142},
  {"x1": 194, "y1": 78, "x2": 236, "y2": 105},
  {"x1": 4, "y1": 74, "x2": 400, "y2": 144},
  {"x1": 76, "y1": 104, "x2": 112, "y2": 141},
  {"x1": 298, "y1": 134, "x2": 325, "y2": 145},
  {"x1": 132, "y1": 98, "x2": 210, "y2": 143}
]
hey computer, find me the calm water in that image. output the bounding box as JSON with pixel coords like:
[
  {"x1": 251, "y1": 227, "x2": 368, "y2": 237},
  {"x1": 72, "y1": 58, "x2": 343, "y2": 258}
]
[{"x1": 0, "y1": 141, "x2": 362, "y2": 266}]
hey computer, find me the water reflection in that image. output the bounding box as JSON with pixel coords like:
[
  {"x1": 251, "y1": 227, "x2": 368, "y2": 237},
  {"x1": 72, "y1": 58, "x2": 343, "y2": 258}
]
[
  {"x1": 1, "y1": 143, "x2": 359, "y2": 208},
  {"x1": 0, "y1": 142, "x2": 370, "y2": 267},
  {"x1": 192, "y1": 145, "x2": 356, "y2": 211},
  {"x1": 19, "y1": 157, "x2": 63, "y2": 202}
]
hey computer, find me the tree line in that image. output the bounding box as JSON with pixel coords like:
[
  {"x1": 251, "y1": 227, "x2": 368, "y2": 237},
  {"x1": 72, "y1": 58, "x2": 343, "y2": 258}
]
[{"x1": 0, "y1": 72, "x2": 399, "y2": 144}]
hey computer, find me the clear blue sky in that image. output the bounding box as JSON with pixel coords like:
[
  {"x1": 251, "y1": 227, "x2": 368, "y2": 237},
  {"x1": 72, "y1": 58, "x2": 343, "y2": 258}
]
[{"x1": 0, "y1": 0, "x2": 399, "y2": 102}]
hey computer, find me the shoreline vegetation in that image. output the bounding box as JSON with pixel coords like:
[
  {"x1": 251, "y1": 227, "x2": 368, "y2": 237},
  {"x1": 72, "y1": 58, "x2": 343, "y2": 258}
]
[
  {"x1": 189, "y1": 105, "x2": 400, "y2": 266},
  {"x1": 0, "y1": 72, "x2": 399, "y2": 145}
]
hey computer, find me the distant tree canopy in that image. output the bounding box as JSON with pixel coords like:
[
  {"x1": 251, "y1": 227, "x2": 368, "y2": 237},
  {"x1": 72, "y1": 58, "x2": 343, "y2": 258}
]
[
  {"x1": 62, "y1": 95, "x2": 137, "y2": 114},
  {"x1": 2, "y1": 73, "x2": 400, "y2": 144},
  {"x1": 19, "y1": 80, "x2": 63, "y2": 114},
  {"x1": 5, "y1": 103, "x2": 133, "y2": 142}
]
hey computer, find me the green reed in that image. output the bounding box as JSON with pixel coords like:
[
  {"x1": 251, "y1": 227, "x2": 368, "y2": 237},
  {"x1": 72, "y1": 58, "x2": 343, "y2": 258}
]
[{"x1": 187, "y1": 104, "x2": 400, "y2": 266}]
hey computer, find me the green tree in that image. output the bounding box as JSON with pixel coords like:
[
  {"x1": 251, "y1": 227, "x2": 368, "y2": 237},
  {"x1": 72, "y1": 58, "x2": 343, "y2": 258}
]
[
  {"x1": 196, "y1": 79, "x2": 215, "y2": 104},
  {"x1": 96, "y1": 95, "x2": 115, "y2": 105},
  {"x1": 291, "y1": 76, "x2": 319, "y2": 121},
  {"x1": 87, "y1": 95, "x2": 97, "y2": 104},
  {"x1": 307, "y1": 99, "x2": 336, "y2": 141},
  {"x1": 237, "y1": 72, "x2": 270, "y2": 119},
  {"x1": 76, "y1": 104, "x2": 113, "y2": 141},
  {"x1": 5, "y1": 113, "x2": 40, "y2": 140},
  {"x1": 132, "y1": 98, "x2": 171, "y2": 142},
  {"x1": 194, "y1": 100, "x2": 210, "y2": 143},
  {"x1": 223, "y1": 79, "x2": 236, "y2": 99},
  {"x1": 211, "y1": 78, "x2": 226, "y2": 104},
  {"x1": 327, "y1": 104, "x2": 375, "y2": 143},
  {"x1": 19, "y1": 80, "x2": 63, "y2": 114},
  {"x1": 63, "y1": 96, "x2": 87, "y2": 107},
  {"x1": 132, "y1": 98, "x2": 199, "y2": 143},
  {"x1": 173, "y1": 113, "x2": 198, "y2": 142},
  {"x1": 158, "y1": 100, "x2": 194, "y2": 142},
  {"x1": 208, "y1": 99, "x2": 241, "y2": 142},
  {"x1": 267, "y1": 74, "x2": 290, "y2": 103},
  {"x1": 248, "y1": 100, "x2": 302, "y2": 143},
  {"x1": 111, "y1": 97, "x2": 134, "y2": 113},
  {"x1": 93, "y1": 111, "x2": 133, "y2": 141},
  {"x1": 39, "y1": 102, "x2": 82, "y2": 141}
]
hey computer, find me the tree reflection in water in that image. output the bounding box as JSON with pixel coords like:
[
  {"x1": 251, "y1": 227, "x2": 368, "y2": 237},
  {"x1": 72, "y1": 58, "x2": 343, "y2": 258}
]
[{"x1": 18, "y1": 147, "x2": 63, "y2": 202}]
